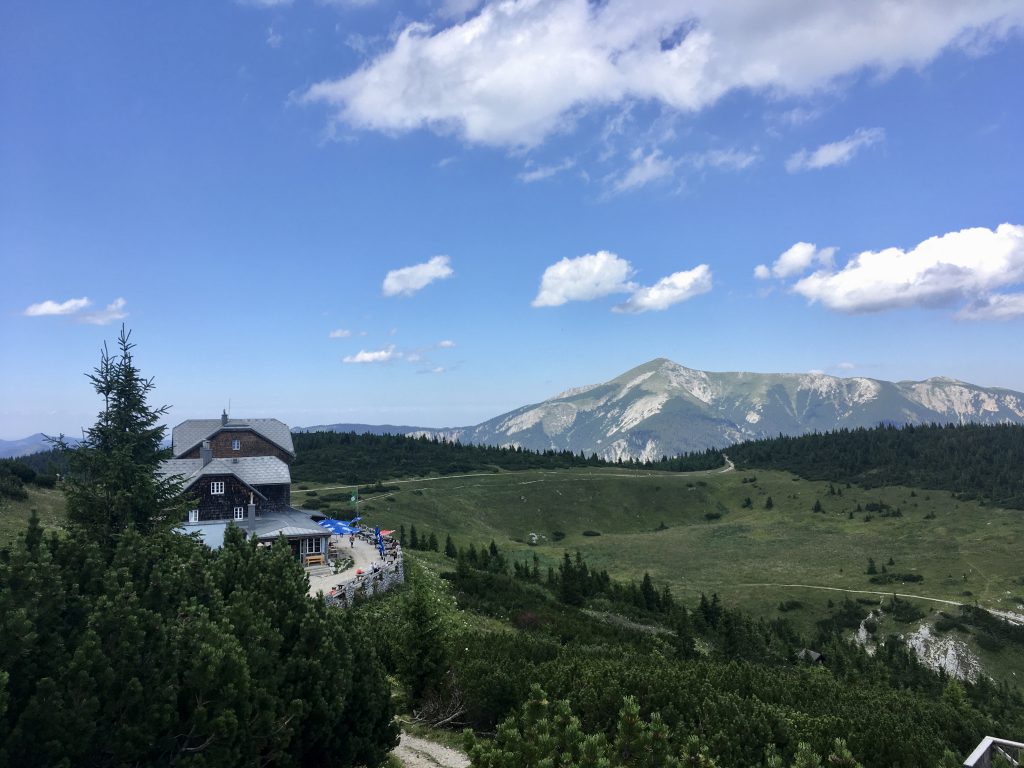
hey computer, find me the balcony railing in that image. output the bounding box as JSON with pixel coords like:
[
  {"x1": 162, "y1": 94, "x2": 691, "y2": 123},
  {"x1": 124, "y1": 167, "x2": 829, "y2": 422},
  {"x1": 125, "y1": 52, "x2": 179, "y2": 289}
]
[{"x1": 964, "y1": 737, "x2": 1024, "y2": 768}]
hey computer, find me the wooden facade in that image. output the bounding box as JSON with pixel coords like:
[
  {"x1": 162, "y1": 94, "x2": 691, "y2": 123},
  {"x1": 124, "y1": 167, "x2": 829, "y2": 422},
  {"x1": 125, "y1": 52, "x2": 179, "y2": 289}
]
[
  {"x1": 186, "y1": 474, "x2": 290, "y2": 523},
  {"x1": 179, "y1": 429, "x2": 294, "y2": 464}
]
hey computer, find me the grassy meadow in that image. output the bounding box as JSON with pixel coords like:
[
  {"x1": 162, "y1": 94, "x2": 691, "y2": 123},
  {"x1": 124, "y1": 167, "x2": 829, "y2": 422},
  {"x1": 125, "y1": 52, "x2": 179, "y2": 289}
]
[
  {"x1": 0, "y1": 485, "x2": 67, "y2": 543},
  {"x1": 293, "y1": 466, "x2": 1024, "y2": 678},
  {"x1": 5, "y1": 464, "x2": 1021, "y2": 681}
]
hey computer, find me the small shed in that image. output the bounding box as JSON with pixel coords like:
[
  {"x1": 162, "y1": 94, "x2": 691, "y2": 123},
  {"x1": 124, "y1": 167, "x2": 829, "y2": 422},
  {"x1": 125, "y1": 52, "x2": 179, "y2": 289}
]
[{"x1": 795, "y1": 648, "x2": 825, "y2": 664}]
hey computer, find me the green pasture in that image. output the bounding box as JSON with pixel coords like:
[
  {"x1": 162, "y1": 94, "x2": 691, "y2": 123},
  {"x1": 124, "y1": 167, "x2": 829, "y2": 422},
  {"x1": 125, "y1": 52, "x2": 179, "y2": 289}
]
[
  {"x1": 0, "y1": 485, "x2": 67, "y2": 543},
  {"x1": 293, "y1": 467, "x2": 1024, "y2": 629}
]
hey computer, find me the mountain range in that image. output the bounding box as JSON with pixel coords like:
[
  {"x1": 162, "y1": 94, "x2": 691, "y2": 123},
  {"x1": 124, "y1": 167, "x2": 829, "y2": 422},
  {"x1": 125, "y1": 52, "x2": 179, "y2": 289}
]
[
  {"x1": 300, "y1": 358, "x2": 1024, "y2": 461},
  {"x1": 8, "y1": 359, "x2": 1024, "y2": 462}
]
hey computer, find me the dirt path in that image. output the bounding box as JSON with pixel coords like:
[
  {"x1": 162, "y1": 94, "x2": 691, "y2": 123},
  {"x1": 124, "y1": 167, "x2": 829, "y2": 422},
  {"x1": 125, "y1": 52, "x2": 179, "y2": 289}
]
[
  {"x1": 303, "y1": 456, "x2": 736, "y2": 496},
  {"x1": 737, "y1": 582, "x2": 965, "y2": 607},
  {"x1": 729, "y1": 581, "x2": 1024, "y2": 626},
  {"x1": 392, "y1": 734, "x2": 469, "y2": 768}
]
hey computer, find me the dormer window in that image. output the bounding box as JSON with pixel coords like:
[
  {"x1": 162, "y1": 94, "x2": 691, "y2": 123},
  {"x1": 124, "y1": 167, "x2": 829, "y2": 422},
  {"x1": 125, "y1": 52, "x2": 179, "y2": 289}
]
[
  {"x1": 231, "y1": 439, "x2": 240, "y2": 451},
  {"x1": 211, "y1": 481, "x2": 225, "y2": 495}
]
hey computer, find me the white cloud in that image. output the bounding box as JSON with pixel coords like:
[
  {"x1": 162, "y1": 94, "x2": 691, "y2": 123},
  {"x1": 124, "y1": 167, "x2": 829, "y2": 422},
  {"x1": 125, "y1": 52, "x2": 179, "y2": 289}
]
[
  {"x1": 614, "y1": 264, "x2": 713, "y2": 313},
  {"x1": 24, "y1": 297, "x2": 91, "y2": 317},
  {"x1": 329, "y1": 328, "x2": 352, "y2": 338},
  {"x1": 755, "y1": 242, "x2": 836, "y2": 279},
  {"x1": 781, "y1": 223, "x2": 1024, "y2": 316},
  {"x1": 688, "y1": 148, "x2": 758, "y2": 171},
  {"x1": 612, "y1": 149, "x2": 678, "y2": 193},
  {"x1": 610, "y1": 146, "x2": 755, "y2": 194},
  {"x1": 776, "y1": 106, "x2": 824, "y2": 127},
  {"x1": 532, "y1": 251, "x2": 635, "y2": 307},
  {"x1": 79, "y1": 298, "x2": 128, "y2": 326},
  {"x1": 237, "y1": 0, "x2": 292, "y2": 6},
  {"x1": 956, "y1": 292, "x2": 1024, "y2": 320},
  {"x1": 518, "y1": 158, "x2": 574, "y2": 183},
  {"x1": 786, "y1": 127, "x2": 885, "y2": 172},
  {"x1": 301, "y1": 1, "x2": 1023, "y2": 147},
  {"x1": 266, "y1": 27, "x2": 283, "y2": 48},
  {"x1": 382, "y1": 255, "x2": 454, "y2": 296},
  {"x1": 837, "y1": 361, "x2": 856, "y2": 370},
  {"x1": 533, "y1": 251, "x2": 712, "y2": 312},
  {"x1": 437, "y1": 339, "x2": 456, "y2": 348},
  {"x1": 343, "y1": 345, "x2": 400, "y2": 363},
  {"x1": 420, "y1": 366, "x2": 447, "y2": 374}
]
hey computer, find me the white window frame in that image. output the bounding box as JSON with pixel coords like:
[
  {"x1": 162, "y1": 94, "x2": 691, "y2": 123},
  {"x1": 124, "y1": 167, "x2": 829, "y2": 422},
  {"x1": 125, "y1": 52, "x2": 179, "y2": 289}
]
[
  {"x1": 301, "y1": 537, "x2": 323, "y2": 554},
  {"x1": 188, "y1": 509, "x2": 199, "y2": 523},
  {"x1": 210, "y1": 481, "x2": 225, "y2": 495},
  {"x1": 231, "y1": 439, "x2": 241, "y2": 451},
  {"x1": 233, "y1": 506, "x2": 245, "y2": 521}
]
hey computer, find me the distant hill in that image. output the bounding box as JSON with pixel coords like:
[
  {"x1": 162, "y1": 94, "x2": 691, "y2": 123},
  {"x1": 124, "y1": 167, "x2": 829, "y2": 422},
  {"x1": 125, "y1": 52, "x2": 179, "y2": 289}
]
[
  {"x1": 454, "y1": 358, "x2": 1024, "y2": 461},
  {"x1": 292, "y1": 422, "x2": 462, "y2": 439},
  {"x1": 0, "y1": 433, "x2": 58, "y2": 459},
  {"x1": 18, "y1": 358, "x2": 1024, "y2": 463},
  {"x1": 290, "y1": 430, "x2": 723, "y2": 484},
  {"x1": 729, "y1": 422, "x2": 1024, "y2": 509}
]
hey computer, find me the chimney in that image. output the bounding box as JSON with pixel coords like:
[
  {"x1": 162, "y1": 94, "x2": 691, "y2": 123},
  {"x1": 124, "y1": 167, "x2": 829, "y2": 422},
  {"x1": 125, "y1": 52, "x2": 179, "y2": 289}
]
[
  {"x1": 221, "y1": 409, "x2": 229, "y2": 426},
  {"x1": 200, "y1": 440, "x2": 212, "y2": 466},
  {"x1": 247, "y1": 492, "x2": 256, "y2": 524}
]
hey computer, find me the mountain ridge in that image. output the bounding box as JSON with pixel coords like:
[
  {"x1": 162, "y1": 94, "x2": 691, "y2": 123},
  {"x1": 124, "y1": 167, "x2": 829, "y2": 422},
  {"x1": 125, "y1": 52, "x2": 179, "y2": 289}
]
[
  {"x1": 0, "y1": 433, "x2": 59, "y2": 460},
  {"x1": 10, "y1": 360, "x2": 1022, "y2": 463},
  {"x1": 289, "y1": 359, "x2": 1024, "y2": 460},
  {"x1": 412, "y1": 358, "x2": 1024, "y2": 461}
]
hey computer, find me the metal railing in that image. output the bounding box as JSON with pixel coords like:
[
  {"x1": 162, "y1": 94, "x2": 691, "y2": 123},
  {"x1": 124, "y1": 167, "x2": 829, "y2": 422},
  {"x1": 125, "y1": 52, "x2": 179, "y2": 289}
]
[{"x1": 964, "y1": 737, "x2": 1024, "y2": 767}]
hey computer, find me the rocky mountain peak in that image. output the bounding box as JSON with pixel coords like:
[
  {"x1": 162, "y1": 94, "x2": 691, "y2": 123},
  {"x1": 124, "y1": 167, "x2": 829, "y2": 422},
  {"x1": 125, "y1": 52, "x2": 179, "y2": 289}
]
[{"x1": 460, "y1": 360, "x2": 1024, "y2": 461}]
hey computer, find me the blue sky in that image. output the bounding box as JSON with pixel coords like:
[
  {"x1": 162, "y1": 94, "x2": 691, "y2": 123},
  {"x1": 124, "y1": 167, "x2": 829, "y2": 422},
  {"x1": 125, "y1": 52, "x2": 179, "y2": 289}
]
[{"x1": 2, "y1": 0, "x2": 1023, "y2": 438}]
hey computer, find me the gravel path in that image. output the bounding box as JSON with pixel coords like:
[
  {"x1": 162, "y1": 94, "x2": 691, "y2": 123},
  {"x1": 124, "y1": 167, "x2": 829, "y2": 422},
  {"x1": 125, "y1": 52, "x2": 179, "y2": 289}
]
[
  {"x1": 737, "y1": 582, "x2": 965, "y2": 607},
  {"x1": 306, "y1": 536, "x2": 383, "y2": 597},
  {"x1": 392, "y1": 734, "x2": 469, "y2": 768}
]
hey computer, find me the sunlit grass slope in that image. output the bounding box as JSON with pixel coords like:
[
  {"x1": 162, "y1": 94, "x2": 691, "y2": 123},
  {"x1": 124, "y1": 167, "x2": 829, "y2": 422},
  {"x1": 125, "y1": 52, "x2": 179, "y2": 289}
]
[{"x1": 293, "y1": 467, "x2": 1024, "y2": 626}]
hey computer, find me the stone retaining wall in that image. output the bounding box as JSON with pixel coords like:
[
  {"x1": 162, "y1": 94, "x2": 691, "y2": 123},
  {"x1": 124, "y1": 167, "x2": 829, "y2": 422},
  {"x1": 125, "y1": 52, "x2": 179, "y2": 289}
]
[{"x1": 325, "y1": 543, "x2": 404, "y2": 608}]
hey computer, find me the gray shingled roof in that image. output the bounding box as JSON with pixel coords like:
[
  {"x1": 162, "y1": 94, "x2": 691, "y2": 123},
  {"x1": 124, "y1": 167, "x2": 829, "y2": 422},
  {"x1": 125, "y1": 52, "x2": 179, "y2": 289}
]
[
  {"x1": 178, "y1": 521, "x2": 230, "y2": 549},
  {"x1": 248, "y1": 509, "x2": 327, "y2": 540},
  {"x1": 158, "y1": 455, "x2": 291, "y2": 489},
  {"x1": 171, "y1": 417, "x2": 295, "y2": 457},
  {"x1": 176, "y1": 511, "x2": 324, "y2": 549}
]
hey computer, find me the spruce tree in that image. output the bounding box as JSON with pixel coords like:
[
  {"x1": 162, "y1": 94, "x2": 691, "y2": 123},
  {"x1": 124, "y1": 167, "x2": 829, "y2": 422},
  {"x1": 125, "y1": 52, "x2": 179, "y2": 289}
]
[
  {"x1": 56, "y1": 327, "x2": 182, "y2": 546},
  {"x1": 2, "y1": 329, "x2": 399, "y2": 766},
  {"x1": 559, "y1": 551, "x2": 584, "y2": 606},
  {"x1": 640, "y1": 572, "x2": 659, "y2": 611},
  {"x1": 400, "y1": 575, "x2": 448, "y2": 704}
]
